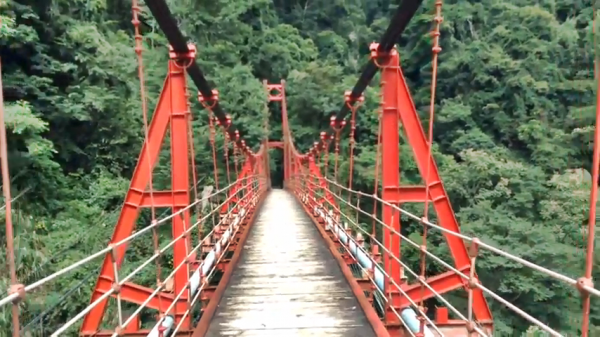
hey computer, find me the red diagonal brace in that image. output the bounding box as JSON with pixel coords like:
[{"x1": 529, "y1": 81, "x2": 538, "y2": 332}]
[
  {"x1": 373, "y1": 42, "x2": 493, "y2": 324},
  {"x1": 391, "y1": 268, "x2": 469, "y2": 308},
  {"x1": 96, "y1": 276, "x2": 179, "y2": 311},
  {"x1": 81, "y1": 49, "x2": 193, "y2": 334}
]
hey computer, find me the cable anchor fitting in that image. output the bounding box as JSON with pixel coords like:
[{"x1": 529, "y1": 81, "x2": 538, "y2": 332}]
[
  {"x1": 330, "y1": 116, "x2": 347, "y2": 132},
  {"x1": 469, "y1": 238, "x2": 480, "y2": 259},
  {"x1": 466, "y1": 321, "x2": 476, "y2": 333},
  {"x1": 168, "y1": 44, "x2": 196, "y2": 68},
  {"x1": 344, "y1": 91, "x2": 365, "y2": 110},
  {"x1": 313, "y1": 141, "x2": 320, "y2": 153},
  {"x1": 576, "y1": 277, "x2": 594, "y2": 298},
  {"x1": 320, "y1": 131, "x2": 327, "y2": 143},
  {"x1": 219, "y1": 114, "x2": 232, "y2": 130},
  {"x1": 369, "y1": 42, "x2": 398, "y2": 68},
  {"x1": 114, "y1": 326, "x2": 125, "y2": 336},
  {"x1": 8, "y1": 284, "x2": 25, "y2": 303},
  {"x1": 240, "y1": 140, "x2": 251, "y2": 155},
  {"x1": 112, "y1": 282, "x2": 122, "y2": 294},
  {"x1": 198, "y1": 89, "x2": 219, "y2": 110}
]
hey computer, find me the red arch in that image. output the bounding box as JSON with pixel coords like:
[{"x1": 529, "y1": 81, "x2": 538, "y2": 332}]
[{"x1": 267, "y1": 141, "x2": 283, "y2": 149}]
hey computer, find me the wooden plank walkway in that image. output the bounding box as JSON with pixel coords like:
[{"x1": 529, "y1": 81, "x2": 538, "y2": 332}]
[{"x1": 204, "y1": 189, "x2": 376, "y2": 337}]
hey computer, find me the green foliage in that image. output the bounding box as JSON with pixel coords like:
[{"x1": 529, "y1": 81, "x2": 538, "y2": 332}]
[{"x1": 0, "y1": 0, "x2": 599, "y2": 335}]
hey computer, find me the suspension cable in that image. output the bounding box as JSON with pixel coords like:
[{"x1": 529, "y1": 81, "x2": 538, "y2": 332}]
[
  {"x1": 345, "y1": 93, "x2": 363, "y2": 204},
  {"x1": 132, "y1": 1, "x2": 156, "y2": 221},
  {"x1": 188, "y1": 92, "x2": 205, "y2": 252},
  {"x1": 208, "y1": 113, "x2": 220, "y2": 191},
  {"x1": 21, "y1": 269, "x2": 97, "y2": 332},
  {"x1": 0, "y1": 55, "x2": 21, "y2": 337},
  {"x1": 206, "y1": 111, "x2": 222, "y2": 231},
  {"x1": 144, "y1": 0, "x2": 258, "y2": 150},
  {"x1": 333, "y1": 130, "x2": 340, "y2": 188},
  {"x1": 581, "y1": 6, "x2": 600, "y2": 336},
  {"x1": 157, "y1": 183, "x2": 262, "y2": 335},
  {"x1": 322, "y1": 136, "x2": 331, "y2": 180},
  {"x1": 223, "y1": 131, "x2": 232, "y2": 186},
  {"x1": 371, "y1": 112, "x2": 383, "y2": 254},
  {"x1": 132, "y1": 0, "x2": 164, "y2": 318},
  {"x1": 417, "y1": 1, "x2": 444, "y2": 334}
]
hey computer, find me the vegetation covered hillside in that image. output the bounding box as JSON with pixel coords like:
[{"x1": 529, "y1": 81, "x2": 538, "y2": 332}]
[{"x1": 0, "y1": 0, "x2": 599, "y2": 335}]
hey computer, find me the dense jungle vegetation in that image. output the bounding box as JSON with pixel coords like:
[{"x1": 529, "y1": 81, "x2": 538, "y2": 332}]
[{"x1": 0, "y1": 0, "x2": 599, "y2": 335}]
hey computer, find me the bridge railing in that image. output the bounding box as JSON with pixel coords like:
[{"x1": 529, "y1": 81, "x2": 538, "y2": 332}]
[
  {"x1": 0, "y1": 174, "x2": 267, "y2": 335},
  {"x1": 290, "y1": 171, "x2": 599, "y2": 337}
]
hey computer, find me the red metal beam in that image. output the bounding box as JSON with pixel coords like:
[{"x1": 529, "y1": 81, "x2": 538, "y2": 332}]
[
  {"x1": 276, "y1": 80, "x2": 291, "y2": 184},
  {"x1": 81, "y1": 56, "x2": 193, "y2": 334},
  {"x1": 267, "y1": 141, "x2": 283, "y2": 149},
  {"x1": 138, "y1": 190, "x2": 189, "y2": 208},
  {"x1": 169, "y1": 66, "x2": 192, "y2": 328},
  {"x1": 382, "y1": 186, "x2": 429, "y2": 203},
  {"x1": 95, "y1": 276, "x2": 178, "y2": 311},
  {"x1": 393, "y1": 47, "x2": 493, "y2": 322},
  {"x1": 266, "y1": 83, "x2": 283, "y2": 102},
  {"x1": 392, "y1": 269, "x2": 467, "y2": 308},
  {"x1": 378, "y1": 47, "x2": 402, "y2": 293}
]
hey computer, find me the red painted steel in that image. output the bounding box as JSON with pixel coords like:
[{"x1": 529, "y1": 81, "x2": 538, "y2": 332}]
[
  {"x1": 266, "y1": 83, "x2": 283, "y2": 102},
  {"x1": 138, "y1": 190, "x2": 189, "y2": 207},
  {"x1": 386, "y1": 45, "x2": 494, "y2": 323},
  {"x1": 382, "y1": 186, "x2": 429, "y2": 203},
  {"x1": 265, "y1": 81, "x2": 290, "y2": 184},
  {"x1": 378, "y1": 47, "x2": 403, "y2": 296},
  {"x1": 95, "y1": 276, "x2": 176, "y2": 311},
  {"x1": 436, "y1": 307, "x2": 449, "y2": 324},
  {"x1": 87, "y1": 329, "x2": 195, "y2": 337},
  {"x1": 169, "y1": 59, "x2": 192, "y2": 328},
  {"x1": 81, "y1": 55, "x2": 192, "y2": 334},
  {"x1": 395, "y1": 269, "x2": 467, "y2": 308},
  {"x1": 280, "y1": 81, "x2": 292, "y2": 185},
  {"x1": 267, "y1": 141, "x2": 283, "y2": 149},
  {"x1": 88, "y1": 330, "x2": 154, "y2": 337}
]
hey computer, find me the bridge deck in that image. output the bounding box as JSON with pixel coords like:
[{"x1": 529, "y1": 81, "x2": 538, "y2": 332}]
[{"x1": 204, "y1": 189, "x2": 376, "y2": 337}]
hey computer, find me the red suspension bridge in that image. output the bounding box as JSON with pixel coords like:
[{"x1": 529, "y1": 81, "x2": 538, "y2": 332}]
[{"x1": 0, "y1": 0, "x2": 598, "y2": 336}]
